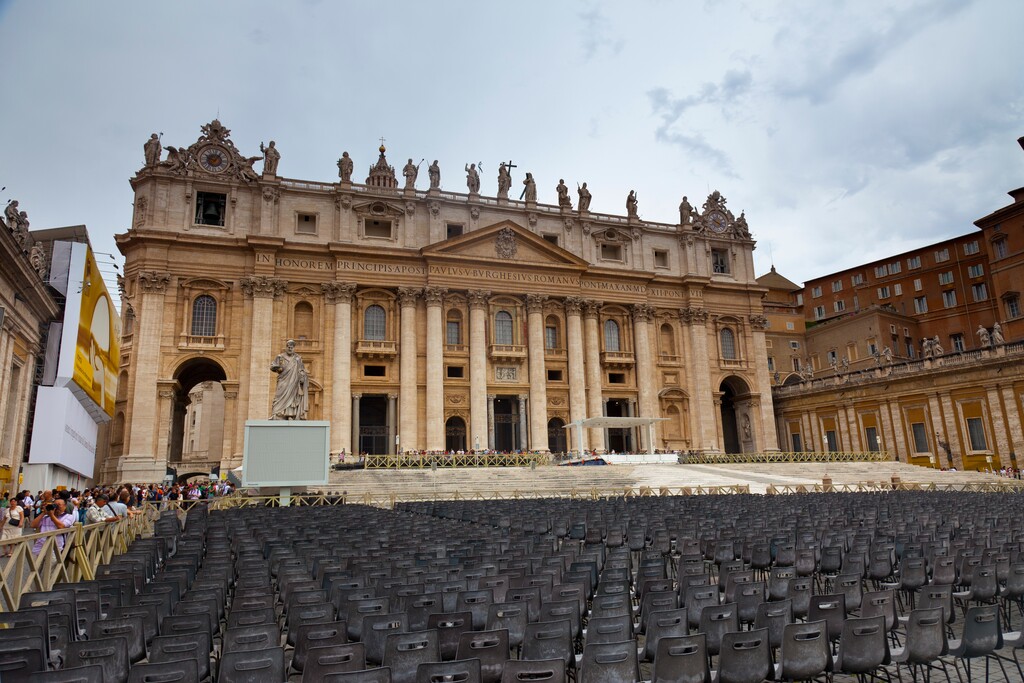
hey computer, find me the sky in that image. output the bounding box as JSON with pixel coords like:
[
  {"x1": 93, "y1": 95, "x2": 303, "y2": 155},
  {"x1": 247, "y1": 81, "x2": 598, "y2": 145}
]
[{"x1": 1, "y1": 0, "x2": 1022, "y2": 302}]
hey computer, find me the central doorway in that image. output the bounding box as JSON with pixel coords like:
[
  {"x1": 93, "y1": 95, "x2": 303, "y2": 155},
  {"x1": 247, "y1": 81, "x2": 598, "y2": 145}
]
[
  {"x1": 446, "y1": 416, "x2": 467, "y2": 452},
  {"x1": 547, "y1": 418, "x2": 567, "y2": 455},
  {"x1": 359, "y1": 395, "x2": 388, "y2": 455},
  {"x1": 606, "y1": 399, "x2": 632, "y2": 453},
  {"x1": 493, "y1": 397, "x2": 521, "y2": 452}
]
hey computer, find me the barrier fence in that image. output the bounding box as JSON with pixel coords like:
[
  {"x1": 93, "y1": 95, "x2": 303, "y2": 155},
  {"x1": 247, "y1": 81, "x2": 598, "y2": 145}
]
[
  {"x1": 363, "y1": 452, "x2": 548, "y2": 469},
  {"x1": 677, "y1": 451, "x2": 891, "y2": 464}
]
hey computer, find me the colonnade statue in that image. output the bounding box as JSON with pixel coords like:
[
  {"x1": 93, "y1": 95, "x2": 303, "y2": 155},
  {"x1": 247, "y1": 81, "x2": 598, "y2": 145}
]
[{"x1": 270, "y1": 339, "x2": 309, "y2": 420}]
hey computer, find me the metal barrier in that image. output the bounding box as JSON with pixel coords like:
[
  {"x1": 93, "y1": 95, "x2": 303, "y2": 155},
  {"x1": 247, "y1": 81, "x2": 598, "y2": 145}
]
[
  {"x1": 766, "y1": 481, "x2": 1024, "y2": 494},
  {"x1": 678, "y1": 451, "x2": 891, "y2": 464},
  {"x1": 0, "y1": 505, "x2": 162, "y2": 613},
  {"x1": 363, "y1": 452, "x2": 549, "y2": 469}
]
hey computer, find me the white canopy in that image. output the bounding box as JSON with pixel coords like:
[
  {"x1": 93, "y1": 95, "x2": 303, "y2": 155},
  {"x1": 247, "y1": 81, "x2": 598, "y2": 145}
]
[{"x1": 563, "y1": 417, "x2": 668, "y2": 456}]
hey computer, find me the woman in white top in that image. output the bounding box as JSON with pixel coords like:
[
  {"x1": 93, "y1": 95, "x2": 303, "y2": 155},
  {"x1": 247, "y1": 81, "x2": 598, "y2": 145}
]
[{"x1": 2, "y1": 501, "x2": 24, "y2": 556}]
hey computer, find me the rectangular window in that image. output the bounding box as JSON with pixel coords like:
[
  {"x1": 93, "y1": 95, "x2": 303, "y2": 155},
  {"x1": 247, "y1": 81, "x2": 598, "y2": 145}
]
[
  {"x1": 865, "y1": 426, "x2": 879, "y2": 452},
  {"x1": 543, "y1": 233, "x2": 560, "y2": 246},
  {"x1": 365, "y1": 219, "x2": 393, "y2": 238},
  {"x1": 825, "y1": 430, "x2": 838, "y2": 452},
  {"x1": 813, "y1": 306, "x2": 825, "y2": 320},
  {"x1": 544, "y1": 326, "x2": 557, "y2": 350},
  {"x1": 363, "y1": 365, "x2": 386, "y2": 377},
  {"x1": 834, "y1": 300, "x2": 845, "y2": 313},
  {"x1": 874, "y1": 265, "x2": 887, "y2": 278},
  {"x1": 942, "y1": 290, "x2": 957, "y2": 308},
  {"x1": 994, "y1": 239, "x2": 1008, "y2": 259},
  {"x1": 877, "y1": 286, "x2": 890, "y2": 299},
  {"x1": 195, "y1": 192, "x2": 226, "y2": 226},
  {"x1": 907, "y1": 256, "x2": 921, "y2": 269},
  {"x1": 654, "y1": 250, "x2": 669, "y2": 268},
  {"x1": 827, "y1": 350, "x2": 837, "y2": 364},
  {"x1": 790, "y1": 340, "x2": 800, "y2": 350},
  {"x1": 796, "y1": 293, "x2": 803, "y2": 306},
  {"x1": 914, "y1": 296, "x2": 928, "y2": 314},
  {"x1": 971, "y1": 283, "x2": 987, "y2": 301},
  {"x1": 951, "y1": 333, "x2": 964, "y2": 352},
  {"x1": 601, "y1": 243, "x2": 623, "y2": 261},
  {"x1": 786, "y1": 322, "x2": 795, "y2": 330},
  {"x1": 868, "y1": 341, "x2": 878, "y2": 356},
  {"x1": 767, "y1": 356, "x2": 775, "y2": 372},
  {"x1": 889, "y1": 261, "x2": 901, "y2": 274},
  {"x1": 811, "y1": 286, "x2": 822, "y2": 298},
  {"x1": 851, "y1": 274, "x2": 864, "y2": 286},
  {"x1": 446, "y1": 223, "x2": 464, "y2": 239},
  {"x1": 608, "y1": 372, "x2": 626, "y2": 384},
  {"x1": 914, "y1": 278, "x2": 922, "y2": 291},
  {"x1": 792, "y1": 357, "x2": 802, "y2": 372},
  {"x1": 934, "y1": 248, "x2": 950, "y2": 263},
  {"x1": 968, "y1": 264, "x2": 984, "y2": 278},
  {"x1": 546, "y1": 369, "x2": 563, "y2": 382},
  {"x1": 831, "y1": 280, "x2": 843, "y2": 293},
  {"x1": 446, "y1": 365, "x2": 465, "y2": 379},
  {"x1": 446, "y1": 321, "x2": 461, "y2": 345},
  {"x1": 296, "y1": 213, "x2": 317, "y2": 234},
  {"x1": 711, "y1": 249, "x2": 729, "y2": 274},
  {"x1": 938, "y1": 271, "x2": 954, "y2": 285},
  {"x1": 791, "y1": 433, "x2": 802, "y2": 452},
  {"x1": 966, "y1": 417, "x2": 987, "y2": 451},
  {"x1": 963, "y1": 240, "x2": 980, "y2": 255},
  {"x1": 893, "y1": 283, "x2": 902, "y2": 296},
  {"x1": 911, "y1": 423, "x2": 929, "y2": 453},
  {"x1": 1007, "y1": 295, "x2": 1021, "y2": 319}
]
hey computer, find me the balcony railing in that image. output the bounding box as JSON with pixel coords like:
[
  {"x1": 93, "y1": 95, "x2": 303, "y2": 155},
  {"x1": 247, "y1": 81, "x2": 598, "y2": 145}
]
[
  {"x1": 657, "y1": 354, "x2": 682, "y2": 365},
  {"x1": 178, "y1": 334, "x2": 226, "y2": 350},
  {"x1": 489, "y1": 344, "x2": 528, "y2": 360},
  {"x1": 445, "y1": 343, "x2": 468, "y2": 354},
  {"x1": 545, "y1": 347, "x2": 567, "y2": 359},
  {"x1": 601, "y1": 351, "x2": 635, "y2": 366},
  {"x1": 355, "y1": 339, "x2": 398, "y2": 358}
]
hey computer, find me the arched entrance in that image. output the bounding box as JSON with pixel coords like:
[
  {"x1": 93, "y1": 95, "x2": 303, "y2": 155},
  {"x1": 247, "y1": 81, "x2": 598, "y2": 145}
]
[
  {"x1": 170, "y1": 358, "x2": 228, "y2": 466},
  {"x1": 446, "y1": 416, "x2": 467, "y2": 452},
  {"x1": 547, "y1": 418, "x2": 567, "y2": 455},
  {"x1": 719, "y1": 376, "x2": 753, "y2": 454}
]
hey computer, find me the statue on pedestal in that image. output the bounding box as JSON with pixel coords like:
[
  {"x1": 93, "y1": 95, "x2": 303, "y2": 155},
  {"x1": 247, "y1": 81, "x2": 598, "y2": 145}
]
[
  {"x1": 977, "y1": 325, "x2": 992, "y2": 348},
  {"x1": 337, "y1": 152, "x2": 354, "y2": 182},
  {"x1": 932, "y1": 336, "x2": 944, "y2": 356},
  {"x1": 428, "y1": 160, "x2": 440, "y2": 189},
  {"x1": 556, "y1": 179, "x2": 572, "y2": 209},
  {"x1": 521, "y1": 173, "x2": 537, "y2": 202},
  {"x1": 626, "y1": 190, "x2": 639, "y2": 219},
  {"x1": 992, "y1": 322, "x2": 1004, "y2": 345},
  {"x1": 403, "y1": 159, "x2": 419, "y2": 190},
  {"x1": 270, "y1": 339, "x2": 308, "y2": 420},
  {"x1": 922, "y1": 337, "x2": 933, "y2": 359},
  {"x1": 260, "y1": 141, "x2": 280, "y2": 175},
  {"x1": 497, "y1": 163, "x2": 511, "y2": 198},
  {"x1": 679, "y1": 196, "x2": 693, "y2": 225},
  {"x1": 465, "y1": 163, "x2": 481, "y2": 193},
  {"x1": 144, "y1": 133, "x2": 162, "y2": 167},
  {"x1": 577, "y1": 182, "x2": 592, "y2": 212}
]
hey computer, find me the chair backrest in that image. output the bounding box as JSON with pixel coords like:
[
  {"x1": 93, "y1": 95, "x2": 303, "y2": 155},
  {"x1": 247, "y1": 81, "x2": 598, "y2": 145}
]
[
  {"x1": 684, "y1": 585, "x2": 718, "y2": 628},
  {"x1": 90, "y1": 616, "x2": 147, "y2": 664},
  {"x1": 149, "y1": 631, "x2": 212, "y2": 681},
  {"x1": 917, "y1": 584, "x2": 954, "y2": 625},
  {"x1": 642, "y1": 607, "x2": 688, "y2": 663},
  {"x1": 958, "y1": 604, "x2": 1003, "y2": 658},
  {"x1": 109, "y1": 604, "x2": 159, "y2": 645},
  {"x1": 754, "y1": 598, "x2": 793, "y2": 651},
  {"x1": 717, "y1": 628, "x2": 772, "y2": 683},
  {"x1": 540, "y1": 600, "x2": 582, "y2": 639},
  {"x1": 579, "y1": 640, "x2": 640, "y2": 683},
  {"x1": 456, "y1": 628, "x2": 509, "y2": 683},
  {"x1": 697, "y1": 602, "x2": 739, "y2": 656},
  {"x1": 807, "y1": 593, "x2": 846, "y2": 642},
  {"x1": 363, "y1": 613, "x2": 410, "y2": 666},
  {"x1": 416, "y1": 658, "x2": 482, "y2": 683},
  {"x1": 486, "y1": 603, "x2": 528, "y2": 649},
  {"x1": 428, "y1": 611, "x2": 474, "y2": 662},
  {"x1": 500, "y1": 658, "x2": 566, "y2": 683},
  {"x1": 218, "y1": 645, "x2": 285, "y2": 683},
  {"x1": 303, "y1": 642, "x2": 367, "y2": 679},
  {"x1": 522, "y1": 619, "x2": 573, "y2": 670},
  {"x1": 585, "y1": 614, "x2": 633, "y2": 646},
  {"x1": 222, "y1": 622, "x2": 281, "y2": 654},
  {"x1": 292, "y1": 620, "x2": 348, "y2": 673},
  {"x1": 901, "y1": 607, "x2": 947, "y2": 664},
  {"x1": 651, "y1": 634, "x2": 710, "y2": 683},
  {"x1": 383, "y1": 629, "x2": 440, "y2": 683},
  {"x1": 66, "y1": 636, "x2": 130, "y2": 683},
  {"x1": 835, "y1": 615, "x2": 888, "y2": 674},
  {"x1": 778, "y1": 620, "x2": 832, "y2": 681},
  {"x1": 33, "y1": 665, "x2": 105, "y2": 683},
  {"x1": 0, "y1": 633, "x2": 47, "y2": 682},
  {"x1": 126, "y1": 658, "x2": 199, "y2": 683}
]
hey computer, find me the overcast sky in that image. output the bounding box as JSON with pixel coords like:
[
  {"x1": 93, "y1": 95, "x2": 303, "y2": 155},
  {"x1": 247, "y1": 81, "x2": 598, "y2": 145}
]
[{"x1": 2, "y1": 0, "x2": 1022, "y2": 302}]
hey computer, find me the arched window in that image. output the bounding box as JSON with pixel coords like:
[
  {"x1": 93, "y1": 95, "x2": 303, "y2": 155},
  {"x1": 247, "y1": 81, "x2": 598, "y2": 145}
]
[
  {"x1": 190, "y1": 295, "x2": 217, "y2": 336},
  {"x1": 446, "y1": 310, "x2": 463, "y2": 345},
  {"x1": 364, "y1": 304, "x2": 386, "y2": 340},
  {"x1": 545, "y1": 315, "x2": 560, "y2": 350},
  {"x1": 660, "y1": 323, "x2": 676, "y2": 356},
  {"x1": 495, "y1": 311, "x2": 514, "y2": 345},
  {"x1": 604, "y1": 319, "x2": 621, "y2": 352},
  {"x1": 294, "y1": 301, "x2": 314, "y2": 340},
  {"x1": 720, "y1": 328, "x2": 737, "y2": 359}
]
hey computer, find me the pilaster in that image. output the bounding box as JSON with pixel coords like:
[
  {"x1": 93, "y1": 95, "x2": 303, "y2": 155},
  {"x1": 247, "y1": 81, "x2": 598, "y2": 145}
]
[
  {"x1": 323, "y1": 282, "x2": 357, "y2": 455},
  {"x1": 398, "y1": 288, "x2": 420, "y2": 453},
  {"x1": 526, "y1": 294, "x2": 549, "y2": 452},
  {"x1": 424, "y1": 286, "x2": 447, "y2": 451},
  {"x1": 582, "y1": 300, "x2": 605, "y2": 451},
  {"x1": 241, "y1": 276, "x2": 287, "y2": 421},
  {"x1": 564, "y1": 297, "x2": 588, "y2": 452},
  {"x1": 469, "y1": 291, "x2": 490, "y2": 452}
]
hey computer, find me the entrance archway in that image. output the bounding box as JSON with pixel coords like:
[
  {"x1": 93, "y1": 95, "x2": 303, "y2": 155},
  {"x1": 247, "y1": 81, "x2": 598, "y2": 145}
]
[
  {"x1": 170, "y1": 358, "x2": 227, "y2": 465},
  {"x1": 493, "y1": 397, "x2": 521, "y2": 452},
  {"x1": 605, "y1": 399, "x2": 633, "y2": 453},
  {"x1": 358, "y1": 395, "x2": 389, "y2": 455},
  {"x1": 446, "y1": 416, "x2": 467, "y2": 452},
  {"x1": 719, "y1": 376, "x2": 752, "y2": 454},
  {"x1": 547, "y1": 418, "x2": 567, "y2": 455}
]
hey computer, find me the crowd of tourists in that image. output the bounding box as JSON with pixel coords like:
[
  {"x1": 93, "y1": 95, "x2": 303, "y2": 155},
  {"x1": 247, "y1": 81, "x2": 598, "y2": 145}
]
[{"x1": 0, "y1": 481, "x2": 234, "y2": 557}]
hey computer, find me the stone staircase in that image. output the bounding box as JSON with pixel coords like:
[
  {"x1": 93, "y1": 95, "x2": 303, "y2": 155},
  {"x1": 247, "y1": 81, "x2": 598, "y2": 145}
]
[{"x1": 317, "y1": 460, "x2": 1014, "y2": 498}]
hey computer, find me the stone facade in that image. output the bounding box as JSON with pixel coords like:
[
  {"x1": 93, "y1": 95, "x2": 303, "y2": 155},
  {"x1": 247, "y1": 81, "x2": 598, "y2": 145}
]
[{"x1": 108, "y1": 120, "x2": 777, "y2": 482}]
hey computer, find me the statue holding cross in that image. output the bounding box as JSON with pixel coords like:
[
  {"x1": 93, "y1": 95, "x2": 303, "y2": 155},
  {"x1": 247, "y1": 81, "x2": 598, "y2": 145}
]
[{"x1": 497, "y1": 160, "x2": 516, "y2": 198}]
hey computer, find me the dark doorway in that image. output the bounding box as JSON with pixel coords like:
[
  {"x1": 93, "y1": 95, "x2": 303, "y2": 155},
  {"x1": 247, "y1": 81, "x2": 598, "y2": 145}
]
[
  {"x1": 493, "y1": 397, "x2": 521, "y2": 452},
  {"x1": 548, "y1": 418, "x2": 567, "y2": 455},
  {"x1": 359, "y1": 395, "x2": 388, "y2": 455},
  {"x1": 606, "y1": 399, "x2": 632, "y2": 453},
  {"x1": 446, "y1": 416, "x2": 467, "y2": 452},
  {"x1": 170, "y1": 358, "x2": 227, "y2": 464},
  {"x1": 720, "y1": 384, "x2": 740, "y2": 454}
]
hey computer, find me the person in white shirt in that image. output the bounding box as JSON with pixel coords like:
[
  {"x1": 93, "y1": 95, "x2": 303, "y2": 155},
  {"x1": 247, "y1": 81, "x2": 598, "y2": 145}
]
[{"x1": 85, "y1": 494, "x2": 120, "y2": 524}]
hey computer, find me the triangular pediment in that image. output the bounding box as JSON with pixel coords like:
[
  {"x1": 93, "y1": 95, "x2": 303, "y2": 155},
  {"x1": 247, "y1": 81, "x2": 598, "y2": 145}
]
[{"x1": 422, "y1": 220, "x2": 589, "y2": 269}]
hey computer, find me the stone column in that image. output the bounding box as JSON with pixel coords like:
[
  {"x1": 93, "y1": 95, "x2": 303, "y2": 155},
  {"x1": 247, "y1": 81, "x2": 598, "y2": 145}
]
[
  {"x1": 351, "y1": 394, "x2": 361, "y2": 455},
  {"x1": 424, "y1": 287, "x2": 447, "y2": 452},
  {"x1": 937, "y1": 392, "x2": 962, "y2": 469},
  {"x1": 387, "y1": 393, "x2": 398, "y2": 454},
  {"x1": 878, "y1": 401, "x2": 900, "y2": 461},
  {"x1": 468, "y1": 291, "x2": 491, "y2": 453},
  {"x1": 398, "y1": 288, "x2": 420, "y2": 453},
  {"x1": 1001, "y1": 386, "x2": 1024, "y2": 464},
  {"x1": 800, "y1": 412, "x2": 816, "y2": 451},
  {"x1": 518, "y1": 395, "x2": 529, "y2": 451},
  {"x1": 241, "y1": 276, "x2": 287, "y2": 421},
  {"x1": 632, "y1": 303, "x2": 657, "y2": 450},
  {"x1": 582, "y1": 300, "x2": 605, "y2": 451},
  {"x1": 682, "y1": 307, "x2": 717, "y2": 450},
  {"x1": 986, "y1": 387, "x2": 1012, "y2": 468},
  {"x1": 127, "y1": 271, "x2": 171, "y2": 464},
  {"x1": 155, "y1": 381, "x2": 179, "y2": 465},
  {"x1": 323, "y1": 282, "x2": 357, "y2": 456},
  {"x1": 748, "y1": 315, "x2": 780, "y2": 450},
  {"x1": 564, "y1": 297, "x2": 588, "y2": 452},
  {"x1": 526, "y1": 294, "x2": 549, "y2": 452},
  {"x1": 487, "y1": 394, "x2": 496, "y2": 450}
]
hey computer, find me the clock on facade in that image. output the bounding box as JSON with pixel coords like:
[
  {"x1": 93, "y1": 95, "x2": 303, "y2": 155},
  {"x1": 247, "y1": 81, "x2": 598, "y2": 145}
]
[
  {"x1": 708, "y1": 211, "x2": 728, "y2": 233},
  {"x1": 199, "y1": 146, "x2": 229, "y2": 173}
]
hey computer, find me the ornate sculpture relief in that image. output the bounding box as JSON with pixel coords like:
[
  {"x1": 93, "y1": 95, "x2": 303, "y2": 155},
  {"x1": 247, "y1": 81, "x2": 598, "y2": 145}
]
[
  {"x1": 423, "y1": 286, "x2": 448, "y2": 306},
  {"x1": 240, "y1": 275, "x2": 287, "y2": 299},
  {"x1": 582, "y1": 299, "x2": 603, "y2": 319},
  {"x1": 429, "y1": 201, "x2": 440, "y2": 217},
  {"x1": 526, "y1": 294, "x2": 548, "y2": 313},
  {"x1": 679, "y1": 306, "x2": 708, "y2": 324},
  {"x1": 748, "y1": 314, "x2": 769, "y2": 330},
  {"x1": 155, "y1": 119, "x2": 262, "y2": 184},
  {"x1": 495, "y1": 227, "x2": 517, "y2": 259},
  {"x1": 397, "y1": 287, "x2": 421, "y2": 307},
  {"x1": 564, "y1": 297, "x2": 584, "y2": 316},
  {"x1": 134, "y1": 196, "x2": 147, "y2": 227},
  {"x1": 321, "y1": 282, "x2": 357, "y2": 304},
  {"x1": 470, "y1": 206, "x2": 481, "y2": 220},
  {"x1": 631, "y1": 303, "x2": 655, "y2": 322},
  {"x1": 468, "y1": 290, "x2": 491, "y2": 309},
  {"x1": 139, "y1": 271, "x2": 172, "y2": 293}
]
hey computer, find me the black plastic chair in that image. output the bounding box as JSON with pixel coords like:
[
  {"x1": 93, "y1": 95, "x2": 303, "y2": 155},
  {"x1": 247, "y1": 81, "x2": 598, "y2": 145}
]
[
  {"x1": 641, "y1": 607, "x2": 688, "y2": 663},
  {"x1": 0, "y1": 634, "x2": 47, "y2": 683},
  {"x1": 416, "y1": 658, "x2": 482, "y2": 683},
  {"x1": 66, "y1": 636, "x2": 131, "y2": 683},
  {"x1": 651, "y1": 633, "x2": 710, "y2": 683},
  {"x1": 500, "y1": 658, "x2": 565, "y2": 683},
  {"x1": 807, "y1": 593, "x2": 846, "y2": 646},
  {"x1": 889, "y1": 607, "x2": 952, "y2": 683},
  {"x1": 222, "y1": 622, "x2": 281, "y2": 653},
  {"x1": 383, "y1": 629, "x2": 441, "y2": 683},
  {"x1": 754, "y1": 598, "x2": 793, "y2": 655},
  {"x1": 90, "y1": 616, "x2": 147, "y2": 664},
  {"x1": 486, "y1": 603, "x2": 528, "y2": 651},
  {"x1": 149, "y1": 631, "x2": 213, "y2": 682},
  {"x1": 947, "y1": 604, "x2": 1009, "y2": 682},
  {"x1": 291, "y1": 620, "x2": 348, "y2": 673},
  {"x1": 455, "y1": 628, "x2": 509, "y2": 683},
  {"x1": 364, "y1": 613, "x2": 410, "y2": 666},
  {"x1": 32, "y1": 665, "x2": 105, "y2": 683},
  {"x1": 522, "y1": 620, "x2": 574, "y2": 680},
  {"x1": 833, "y1": 615, "x2": 890, "y2": 679},
  {"x1": 302, "y1": 643, "x2": 367, "y2": 682},
  {"x1": 579, "y1": 639, "x2": 640, "y2": 683},
  {"x1": 697, "y1": 602, "x2": 738, "y2": 660},
  {"x1": 774, "y1": 620, "x2": 832, "y2": 682},
  {"x1": 716, "y1": 628, "x2": 772, "y2": 683},
  {"x1": 127, "y1": 658, "x2": 200, "y2": 683},
  {"x1": 428, "y1": 611, "x2": 474, "y2": 661},
  {"x1": 217, "y1": 645, "x2": 285, "y2": 683},
  {"x1": 584, "y1": 614, "x2": 633, "y2": 646}
]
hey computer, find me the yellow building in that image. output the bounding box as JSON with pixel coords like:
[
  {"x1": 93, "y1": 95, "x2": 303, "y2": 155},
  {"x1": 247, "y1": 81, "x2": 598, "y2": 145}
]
[{"x1": 106, "y1": 120, "x2": 778, "y2": 482}]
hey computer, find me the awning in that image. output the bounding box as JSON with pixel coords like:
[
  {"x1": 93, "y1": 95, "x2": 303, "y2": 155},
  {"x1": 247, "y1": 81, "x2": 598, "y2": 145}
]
[{"x1": 563, "y1": 417, "x2": 668, "y2": 456}]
